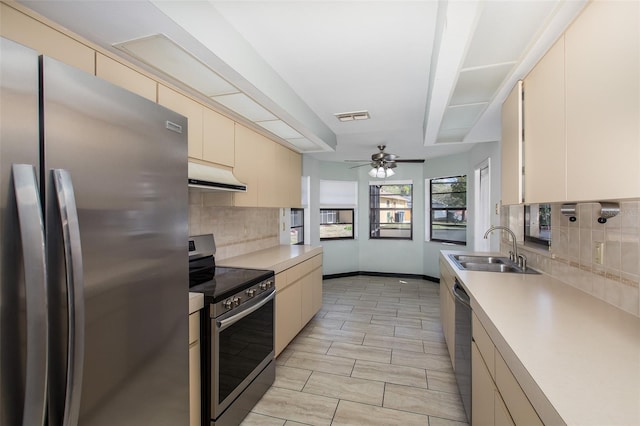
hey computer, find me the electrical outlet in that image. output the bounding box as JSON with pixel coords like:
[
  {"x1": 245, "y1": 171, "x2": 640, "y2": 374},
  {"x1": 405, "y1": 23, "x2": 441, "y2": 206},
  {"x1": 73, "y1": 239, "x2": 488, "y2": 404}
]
[{"x1": 594, "y1": 241, "x2": 604, "y2": 265}]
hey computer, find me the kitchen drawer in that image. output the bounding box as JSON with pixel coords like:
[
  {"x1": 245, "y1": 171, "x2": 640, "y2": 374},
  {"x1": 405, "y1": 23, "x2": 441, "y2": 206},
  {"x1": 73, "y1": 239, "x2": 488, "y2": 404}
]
[
  {"x1": 495, "y1": 351, "x2": 543, "y2": 426},
  {"x1": 189, "y1": 312, "x2": 200, "y2": 346},
  {"x1": 473, "y1": 312, "x2": 495, "y2": 380}
]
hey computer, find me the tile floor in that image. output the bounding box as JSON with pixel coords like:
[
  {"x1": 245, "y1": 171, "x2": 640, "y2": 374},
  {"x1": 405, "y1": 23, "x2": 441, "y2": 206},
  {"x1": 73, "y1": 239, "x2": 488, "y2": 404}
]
[{"x1": 240, "y1": 275, "x2": 468, "y2": 426}]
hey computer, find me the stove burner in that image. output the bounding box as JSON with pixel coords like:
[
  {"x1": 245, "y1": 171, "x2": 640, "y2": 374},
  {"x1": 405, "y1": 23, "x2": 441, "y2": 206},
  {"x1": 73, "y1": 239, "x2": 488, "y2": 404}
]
[{"x1": 189, "y1": 234, "x2": 275, "y2": 315}]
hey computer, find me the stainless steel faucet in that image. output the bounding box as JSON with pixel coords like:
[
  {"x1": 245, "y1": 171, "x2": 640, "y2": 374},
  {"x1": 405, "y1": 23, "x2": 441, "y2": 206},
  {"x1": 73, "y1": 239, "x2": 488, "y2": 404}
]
[{"x1": 483, "y1": 225, "x2": 526, "y2": 268}]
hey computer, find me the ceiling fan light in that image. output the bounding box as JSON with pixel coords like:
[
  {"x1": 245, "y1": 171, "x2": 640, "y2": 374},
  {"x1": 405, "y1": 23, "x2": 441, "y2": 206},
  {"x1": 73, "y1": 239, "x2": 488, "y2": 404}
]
[
  {"x1": 385, "y1": 168, "x2": 395, "y2": 177},
  {"x1": 376, "y1": 168, "x2": 386, "y2": 178},
  {"x1": 368, "y1": 168, "x2": 378, "y2": 178}
]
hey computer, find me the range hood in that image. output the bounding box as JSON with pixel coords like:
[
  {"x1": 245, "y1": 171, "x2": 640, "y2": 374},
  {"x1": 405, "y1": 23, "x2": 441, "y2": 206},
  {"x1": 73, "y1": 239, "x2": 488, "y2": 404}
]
[{"x1": 188, "y1": 161, "x2": 247, "y2": 192}]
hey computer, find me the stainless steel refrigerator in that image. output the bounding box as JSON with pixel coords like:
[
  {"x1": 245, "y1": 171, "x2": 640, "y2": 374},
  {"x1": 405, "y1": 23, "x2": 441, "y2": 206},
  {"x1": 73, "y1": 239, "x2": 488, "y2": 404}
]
[{"x1": 0, "y1": 37, "x2": 189, "y2": 426}]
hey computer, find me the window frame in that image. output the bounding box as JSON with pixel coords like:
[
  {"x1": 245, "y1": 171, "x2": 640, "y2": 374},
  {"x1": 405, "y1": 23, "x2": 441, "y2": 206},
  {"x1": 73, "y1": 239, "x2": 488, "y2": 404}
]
[
  {"x1": 429, "y1": 175, "x2": 467, "y2": 245},
  {"x1": 319, "y1": 208, "x2": 355, "y2": 241},
  {"x1": 369, "y1": 183, "x2": 413, "y2": 240},
  {"x1": 290, "y1": 208, "x2": 304, "y2": 245}
]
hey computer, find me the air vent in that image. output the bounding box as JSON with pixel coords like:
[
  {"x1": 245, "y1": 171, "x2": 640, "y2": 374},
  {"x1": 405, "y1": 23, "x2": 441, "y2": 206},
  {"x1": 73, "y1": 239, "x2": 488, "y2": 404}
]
[{"x1": 334, "y1": 110, "x2": 370, "y2": 122}]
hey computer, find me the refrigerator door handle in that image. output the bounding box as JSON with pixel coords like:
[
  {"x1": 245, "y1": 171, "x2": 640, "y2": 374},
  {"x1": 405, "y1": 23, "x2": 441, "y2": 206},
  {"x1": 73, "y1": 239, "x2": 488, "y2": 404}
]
[
  {"x1": 52, "y1": 169, "x2": 85, "y2": 426},
  {"x1": 12, "y1": 164, "x2": 48, "y2": 426}
]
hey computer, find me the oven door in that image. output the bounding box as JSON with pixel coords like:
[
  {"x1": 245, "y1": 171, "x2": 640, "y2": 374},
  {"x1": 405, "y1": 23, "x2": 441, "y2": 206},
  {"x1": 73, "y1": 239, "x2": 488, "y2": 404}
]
[{"x1": 211, "y1": 289, "x2": 275, "y2": 420}]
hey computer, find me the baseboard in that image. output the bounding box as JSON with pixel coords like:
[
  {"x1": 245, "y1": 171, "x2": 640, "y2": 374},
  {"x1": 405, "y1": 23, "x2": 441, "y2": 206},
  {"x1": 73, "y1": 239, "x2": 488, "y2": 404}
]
[{"x1": 323, "y1": 271, "x2": 439, "y2": 283}]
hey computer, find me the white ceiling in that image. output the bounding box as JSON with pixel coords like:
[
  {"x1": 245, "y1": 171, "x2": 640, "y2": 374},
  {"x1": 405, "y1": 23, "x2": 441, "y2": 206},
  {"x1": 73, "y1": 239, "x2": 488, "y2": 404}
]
[{"x1": 19, "y1": 0, "x2": 587, "y2": 164}]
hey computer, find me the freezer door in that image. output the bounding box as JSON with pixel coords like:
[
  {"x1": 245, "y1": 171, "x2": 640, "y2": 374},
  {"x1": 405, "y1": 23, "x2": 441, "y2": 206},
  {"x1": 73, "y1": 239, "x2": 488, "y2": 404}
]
[
  {"x1": 0, "y1": 38, "x2": 47, "y2": 426},
  {"x1": 41, "y1": 57, "x2": 189, "y2": 426}
]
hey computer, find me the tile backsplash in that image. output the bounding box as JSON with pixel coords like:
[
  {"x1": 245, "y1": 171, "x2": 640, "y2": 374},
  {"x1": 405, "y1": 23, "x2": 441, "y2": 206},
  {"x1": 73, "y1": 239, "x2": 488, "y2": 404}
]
[
  {"x1": 188, "y1": 191, "x2": 279, "y2": 260},
  {"x1": 503, "y1": 201, "x2": 640, "y2": 317}
]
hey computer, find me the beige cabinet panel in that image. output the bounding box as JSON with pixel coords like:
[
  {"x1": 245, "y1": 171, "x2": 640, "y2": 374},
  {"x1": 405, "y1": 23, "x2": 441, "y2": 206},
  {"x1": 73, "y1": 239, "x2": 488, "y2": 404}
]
[
  {"x1": 188, "y1": 312, "x2": 201, "y2": 426},
  {"x1": 158, "y1": 85, "x2": 203, "y2": 159},
  {"x1": 202, "y1": 108, "x2": 234, "y2": 167},
  {"x1": 311, "y1": 266, "x2": 323, "y2": 314},
  {"x1": 472, "y1": 312, "x2": 495, "y2": 380},
  {"x1": 523, "y1": 37, "x2": 566, "y2": 203},
  {"x1": 500, "y1": 81, "x2": 523, "y2": 205},
  {"x1": 289, "y1": 149, "x2": 302, "y2": 208},
  {"x1": 233, "y1": 125, "x2": 264, "y2": 207},
  {"x1": 439, "y1": 260, "x2": 456, "y2": 368},
  {"x1": 275, "y1": 280, "x2": 302, "y2": 356},
  {"x1": 96, "y1": 53, "x2": 156, "y2": 102},
  {"x1": 472, "y1": 342, "x2": 495, "y2": 426},
  {"x1": 300, "y1": 274, "x2": 314, "y2": 325},
  {"x1": 495, "y1": 391, "x2": 515, "y2": 426},
  {"x1": 495, "y1": 352, "x2": 543, "y2": 426},
  {"x1": 565, "y1": 0, "x2": 640, "y2": 200},
  {"x1": 1, "y1": 3, "x2": 94, "y2": 73}
]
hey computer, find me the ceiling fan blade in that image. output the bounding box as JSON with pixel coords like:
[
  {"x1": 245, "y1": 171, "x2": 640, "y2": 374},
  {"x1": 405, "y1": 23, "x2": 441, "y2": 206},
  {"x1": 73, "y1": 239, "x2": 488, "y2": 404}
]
[
  {"x1": 348, "y1": 163, "x2": 375, "y2": 169},
  {"x1": 395, "y1": 159, "x2": 425, "y2": 163},
  {"x1": 344, "y1": 159, "x2": 370, "y2": 163}
]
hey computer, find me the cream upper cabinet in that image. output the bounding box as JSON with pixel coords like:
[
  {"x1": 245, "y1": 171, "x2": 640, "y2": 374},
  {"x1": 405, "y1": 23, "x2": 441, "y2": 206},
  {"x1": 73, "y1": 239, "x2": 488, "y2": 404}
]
[
  {"x1": 0, "y1": 2, "x2": 94, "y2": 73},
  {"x1": 289, "y1": 149, "x2": 303, "y2": 208},
  {"x1": 203, "y1": 108, "x2": 234, "y2": 167},
  {"x1": 233, "y1": 124, "x2": 263, "y2": 207},
  {"x1": 564, "y1": 0, "x2": 639, "y2": 201},
  {"x1": 235, "y1": 124, "x2": 302, "y2": 208},
  {"x1": 158, "y1": 85, "x2": 203, "y2": 159},
  {"x1": 523, "y1": 37, "x2": 566, "y2": 204},
  {"x1": 519, "y1": 0, "x2": 639, "y2": 204},
  {"x1": 500, "y1": 81, "x2": 523, "y2": 205},
  {"x1": 96, "y1": 53, "x2": 156, "y2": 102}
]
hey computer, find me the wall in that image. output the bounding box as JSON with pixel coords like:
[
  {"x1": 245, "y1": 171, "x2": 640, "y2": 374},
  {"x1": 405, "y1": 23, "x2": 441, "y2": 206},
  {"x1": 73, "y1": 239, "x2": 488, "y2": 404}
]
[
  {"x1": 189, "y1": 191, "x2": 279, "y2": 260},
  {"x1": 357, "y1": 162, "x2": 424, "y2": 275},
  {"x1": 502, "y1": 202, "x2": 640, "y2": 317}
]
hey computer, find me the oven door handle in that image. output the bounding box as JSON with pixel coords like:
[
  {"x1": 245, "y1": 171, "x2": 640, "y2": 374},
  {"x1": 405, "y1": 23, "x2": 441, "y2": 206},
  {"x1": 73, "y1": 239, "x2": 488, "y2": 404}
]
[{"x1": 216, "y1": 290, "x2": 275, "y2": 332}]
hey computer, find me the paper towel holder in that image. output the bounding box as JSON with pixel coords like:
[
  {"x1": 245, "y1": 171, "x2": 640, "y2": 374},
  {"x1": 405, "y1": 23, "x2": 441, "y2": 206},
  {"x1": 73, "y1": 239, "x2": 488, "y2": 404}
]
[
  {"x1": 596, "y1": 202, "x2": 619, "y2": 224},
  {"x1": 561, "y1": 203, "x2": 577, "y2": 222}
]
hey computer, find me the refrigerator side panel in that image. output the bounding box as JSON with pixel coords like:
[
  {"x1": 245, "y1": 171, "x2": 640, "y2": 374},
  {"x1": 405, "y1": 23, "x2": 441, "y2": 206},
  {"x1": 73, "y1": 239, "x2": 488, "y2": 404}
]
[
  {"x1": 41, "y1": 57, "x2": 189, "y2": 426},
  {"x1": 0, "y1": 37, "x2": 41, "y2": 426}
]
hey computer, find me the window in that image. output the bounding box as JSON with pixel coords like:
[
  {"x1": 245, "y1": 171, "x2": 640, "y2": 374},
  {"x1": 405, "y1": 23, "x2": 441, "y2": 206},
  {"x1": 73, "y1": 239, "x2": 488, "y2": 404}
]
[
  {"x1": 319, "y1": 180, "x2": 357, "y2": 241},
  {"x1": 320, "y1": 209, "x2": 354, "y2": 240},
  {"x1": 290, "y1": 208, "x2": 304, "y2": 245},
  {"x1": 430, "y1": 175, "x2": 467, "y2": 244},
  {"x1": 524, "y1": 204, "x2": 551, "y2": 248},
  {"x1": 369, "y1": 183, "x2": 413, "y2": 239}
]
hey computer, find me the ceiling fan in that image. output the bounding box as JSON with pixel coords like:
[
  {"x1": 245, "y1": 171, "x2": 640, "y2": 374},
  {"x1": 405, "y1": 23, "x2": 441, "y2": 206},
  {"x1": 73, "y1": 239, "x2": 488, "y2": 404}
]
[{"x1": 345, "y1": 145, "x2": 425, "y2": 170}]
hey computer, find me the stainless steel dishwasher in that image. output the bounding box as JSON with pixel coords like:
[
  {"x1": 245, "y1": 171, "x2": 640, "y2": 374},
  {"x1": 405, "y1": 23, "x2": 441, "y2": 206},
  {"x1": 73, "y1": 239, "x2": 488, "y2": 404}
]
[{"x1": 452, "y1": 278, "x2": 471, "y2": 423}]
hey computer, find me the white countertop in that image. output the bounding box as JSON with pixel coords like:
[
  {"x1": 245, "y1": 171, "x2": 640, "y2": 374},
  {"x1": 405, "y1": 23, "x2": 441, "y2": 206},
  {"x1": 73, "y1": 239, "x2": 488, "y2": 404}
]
[
  {"x1": 217, "y1": 244, "x2": 323, "y2": 274},
  {"x1": 441, "y1": 250, "x2": 640, "y2": 426}
]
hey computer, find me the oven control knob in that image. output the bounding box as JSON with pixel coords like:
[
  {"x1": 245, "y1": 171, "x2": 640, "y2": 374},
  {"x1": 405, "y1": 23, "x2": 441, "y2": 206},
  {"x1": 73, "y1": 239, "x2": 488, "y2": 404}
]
[
  {"x1": 233, "y1": 297, "x2": 241, "y2": 307},
  {"x1": 267, "y1": 280, "x2": 274, "y2": 289},
  {"x1": 259, "y1": 282, "x2": 267, "y2": 290},
  {"x1": 223, "y1": 299, "x2": 233, "y2": 309},
  {"x1": 246, "y1": 289, "x2": 256, "y2": 298}
]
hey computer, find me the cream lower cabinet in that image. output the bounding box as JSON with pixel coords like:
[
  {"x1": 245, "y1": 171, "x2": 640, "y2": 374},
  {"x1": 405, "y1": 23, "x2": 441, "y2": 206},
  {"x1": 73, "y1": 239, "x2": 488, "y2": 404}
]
[
  {"x1": 472, "y1": 313, "x2": 542, "y2": 426},
  {"x1": 439, "y1": 259, "x2": 456, "y2": 368},
  {"x1": 275, "y1": 254, "x2": 323, "y2": 356},
  {"x1": 188, "y1": 311, "x2": 201, "y2": 426}
]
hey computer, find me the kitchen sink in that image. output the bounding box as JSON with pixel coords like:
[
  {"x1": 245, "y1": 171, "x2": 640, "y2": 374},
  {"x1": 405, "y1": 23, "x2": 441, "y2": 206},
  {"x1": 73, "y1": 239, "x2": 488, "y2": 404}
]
[
  {"x1": 451, "y1": 255, "x2": 509, "y2": 264},
  {"x1": 448, "y1": 254, "x2": 539, "y2": 274}
]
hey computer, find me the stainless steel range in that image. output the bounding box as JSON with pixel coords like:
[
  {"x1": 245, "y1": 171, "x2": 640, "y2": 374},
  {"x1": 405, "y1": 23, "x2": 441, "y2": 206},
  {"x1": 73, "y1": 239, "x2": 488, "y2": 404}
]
[{"x1": 189, "y1": 234, "x2": 275, "y2": 426}]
